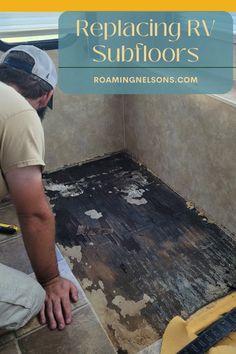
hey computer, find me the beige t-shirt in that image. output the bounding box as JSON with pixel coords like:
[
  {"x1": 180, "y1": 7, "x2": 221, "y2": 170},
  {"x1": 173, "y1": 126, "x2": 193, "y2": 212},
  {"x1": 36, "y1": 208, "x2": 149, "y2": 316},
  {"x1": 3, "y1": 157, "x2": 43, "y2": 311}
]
[{"x1": 0, "y1": 82, "x2": 45, "y2": 200}]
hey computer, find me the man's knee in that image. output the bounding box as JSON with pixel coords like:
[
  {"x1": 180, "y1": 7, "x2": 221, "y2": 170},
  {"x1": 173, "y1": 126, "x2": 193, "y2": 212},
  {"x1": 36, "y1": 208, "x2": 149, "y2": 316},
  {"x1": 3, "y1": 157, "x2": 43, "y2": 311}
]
[
  {"x1": 20, "y1": 277, "x2": 46, "y2": 327},
  {"x1": 0, "y1": 266, "x2": 45, "y2": 331}
]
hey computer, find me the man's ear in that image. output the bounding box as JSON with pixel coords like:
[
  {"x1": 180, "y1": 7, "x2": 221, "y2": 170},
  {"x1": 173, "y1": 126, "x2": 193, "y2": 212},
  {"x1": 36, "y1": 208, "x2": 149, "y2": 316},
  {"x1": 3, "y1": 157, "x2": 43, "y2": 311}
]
[{"x1": 38, "y1": 90, "x2": 54, "y2": 108}]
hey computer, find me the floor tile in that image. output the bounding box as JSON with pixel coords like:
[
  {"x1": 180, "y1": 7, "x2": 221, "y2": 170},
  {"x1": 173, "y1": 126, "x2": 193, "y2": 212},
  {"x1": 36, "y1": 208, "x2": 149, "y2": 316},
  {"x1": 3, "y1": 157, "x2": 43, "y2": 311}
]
[
  {"x1": 0, "y1": 237, "x2": 32, "y2": 274},
  {"x1": 137, "y1": 340, "x2": 162, "y2": 354},
  {"x1": 0, "y1": 340, "x2": 20, "y2": 354},
  {"x1": 18, "y1": 304, "x2": 116, "y2": 354},
  {"x1": 0, "y1": 332, "x2": 15, "y2": 347},
  {"x1": 15, "y1": 317, "x2": 43, "y2": 339}
]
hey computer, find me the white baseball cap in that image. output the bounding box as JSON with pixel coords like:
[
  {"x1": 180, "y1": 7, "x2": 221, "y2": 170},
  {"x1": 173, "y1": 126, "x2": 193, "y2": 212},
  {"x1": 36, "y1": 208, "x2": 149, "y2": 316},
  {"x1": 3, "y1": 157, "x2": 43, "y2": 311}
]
[{"x1": 0, "y1": 45, "x2": 57, "y2": 107}]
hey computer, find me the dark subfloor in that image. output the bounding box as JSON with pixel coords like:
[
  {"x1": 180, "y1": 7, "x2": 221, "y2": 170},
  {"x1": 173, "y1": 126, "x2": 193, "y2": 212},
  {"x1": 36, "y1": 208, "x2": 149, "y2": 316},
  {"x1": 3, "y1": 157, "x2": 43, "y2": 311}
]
[{"x1": 44, "y1": 152, "x2": 236, "y2": 354}]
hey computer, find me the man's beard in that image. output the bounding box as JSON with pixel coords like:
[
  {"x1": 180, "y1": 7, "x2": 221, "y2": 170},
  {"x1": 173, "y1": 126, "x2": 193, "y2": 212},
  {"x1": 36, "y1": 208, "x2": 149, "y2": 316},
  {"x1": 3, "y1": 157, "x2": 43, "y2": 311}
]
[{"x1": 37, "y1": 107, "x2": 48, "y2": 121}]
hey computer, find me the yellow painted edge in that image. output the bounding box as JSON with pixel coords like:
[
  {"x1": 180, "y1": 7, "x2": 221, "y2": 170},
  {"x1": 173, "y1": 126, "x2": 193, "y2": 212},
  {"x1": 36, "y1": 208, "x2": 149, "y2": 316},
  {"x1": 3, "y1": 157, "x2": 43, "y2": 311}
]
[{"x1": 0, "y1": 3, "x2": 236, "y2": 11}]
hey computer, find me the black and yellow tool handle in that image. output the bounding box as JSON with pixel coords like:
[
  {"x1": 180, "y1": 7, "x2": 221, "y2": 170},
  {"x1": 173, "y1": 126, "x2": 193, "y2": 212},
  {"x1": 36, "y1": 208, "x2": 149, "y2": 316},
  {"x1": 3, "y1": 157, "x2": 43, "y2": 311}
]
[{"x1": 0, "y1": 223, "x2": 19, "y2": 235}]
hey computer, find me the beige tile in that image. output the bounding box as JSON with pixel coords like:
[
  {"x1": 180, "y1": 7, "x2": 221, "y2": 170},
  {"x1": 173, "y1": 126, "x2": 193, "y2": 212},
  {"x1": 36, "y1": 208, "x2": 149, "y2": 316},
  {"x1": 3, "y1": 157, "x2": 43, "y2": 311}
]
[
  {"x1": 0, "y1": 237, "x2": 32, "y2": 274},
  {"x1": 18, "y1": 304, "x2": 116, "y2": 354},
  {"x1": 16, "y1": 317, "x2": 42, "y2": 339},
  {"x1": 137, "y1": 339, "x2": 162, "y2": 354},
  {"x1": 0, "y1": 332, "x2": 15, "y2": 347},
  {"x1": 0, "y1": 340, "x2": 20, "y2": 354}
]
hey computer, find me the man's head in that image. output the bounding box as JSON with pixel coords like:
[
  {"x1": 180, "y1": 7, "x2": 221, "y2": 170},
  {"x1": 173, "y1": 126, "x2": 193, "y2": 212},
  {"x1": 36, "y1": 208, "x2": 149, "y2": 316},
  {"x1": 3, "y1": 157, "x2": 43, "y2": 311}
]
[{"x1": 0, "y1": 45, "x2": 57, "y2": 120}]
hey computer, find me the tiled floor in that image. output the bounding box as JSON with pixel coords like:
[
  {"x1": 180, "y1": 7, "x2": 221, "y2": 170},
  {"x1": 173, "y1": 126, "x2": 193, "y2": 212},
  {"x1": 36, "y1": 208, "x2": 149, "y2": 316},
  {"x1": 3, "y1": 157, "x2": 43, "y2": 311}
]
[
  {"x1": 0, "y1": 202, "x2": 116, "y2": 354},
  {"x1": 18, "y1": 304, "x2": 115, "y2": 354},
  {"x1": 0, "y1": 237, "x2": 32, "y2": 274},
  {"x1": 0, "y1": 340, "x2": 19, "y2": 354}
]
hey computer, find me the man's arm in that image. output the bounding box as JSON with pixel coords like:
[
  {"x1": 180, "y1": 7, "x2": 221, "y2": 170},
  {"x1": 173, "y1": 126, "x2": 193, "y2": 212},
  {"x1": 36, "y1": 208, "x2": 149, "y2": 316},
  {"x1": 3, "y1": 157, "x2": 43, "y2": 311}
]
[{"x1": 5, "y1": 165, "x2": 78, "y2": 330}]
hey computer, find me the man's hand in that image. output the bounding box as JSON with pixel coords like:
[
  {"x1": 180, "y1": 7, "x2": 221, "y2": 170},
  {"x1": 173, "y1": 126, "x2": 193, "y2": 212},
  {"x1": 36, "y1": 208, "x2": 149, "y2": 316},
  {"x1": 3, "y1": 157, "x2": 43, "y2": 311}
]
[{"x1": 39, "y1": 276, "x2": 78, "y2": 330}]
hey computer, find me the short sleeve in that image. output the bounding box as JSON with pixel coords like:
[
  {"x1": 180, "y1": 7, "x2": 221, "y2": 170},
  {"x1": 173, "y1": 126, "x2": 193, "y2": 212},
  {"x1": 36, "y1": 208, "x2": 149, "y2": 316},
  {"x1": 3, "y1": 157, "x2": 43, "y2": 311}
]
[{"x1": 0, "y1": 109, "x2": 45, "y2": 174}]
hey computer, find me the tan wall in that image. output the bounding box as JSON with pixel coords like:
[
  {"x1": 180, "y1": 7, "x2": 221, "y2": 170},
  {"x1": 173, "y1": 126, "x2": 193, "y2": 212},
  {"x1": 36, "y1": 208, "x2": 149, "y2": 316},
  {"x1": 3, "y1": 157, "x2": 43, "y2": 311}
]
[
  {"x1": 124, "y1": 94, "x2": 236, "y2": 235},
  {"x1": 43, "y1": 51, "x2": 124, "y2": 171},
  {"x1": 43, "y1": 90, "x2": 124, "y2": 171}
]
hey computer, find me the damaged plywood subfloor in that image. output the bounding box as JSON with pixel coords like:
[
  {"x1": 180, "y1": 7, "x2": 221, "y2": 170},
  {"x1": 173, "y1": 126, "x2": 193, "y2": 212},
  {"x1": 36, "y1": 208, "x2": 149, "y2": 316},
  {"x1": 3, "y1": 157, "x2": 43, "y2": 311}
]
[{"x1": 44, "y1": 153, "x2": 236, "y2": 354}]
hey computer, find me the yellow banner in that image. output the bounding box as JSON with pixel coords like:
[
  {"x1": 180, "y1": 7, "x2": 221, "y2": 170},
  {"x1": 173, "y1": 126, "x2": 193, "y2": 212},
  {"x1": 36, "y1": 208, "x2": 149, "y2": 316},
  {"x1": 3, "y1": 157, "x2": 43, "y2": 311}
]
[{"x1": 0, "y1": 0, "x2": 235, "y2": 11}]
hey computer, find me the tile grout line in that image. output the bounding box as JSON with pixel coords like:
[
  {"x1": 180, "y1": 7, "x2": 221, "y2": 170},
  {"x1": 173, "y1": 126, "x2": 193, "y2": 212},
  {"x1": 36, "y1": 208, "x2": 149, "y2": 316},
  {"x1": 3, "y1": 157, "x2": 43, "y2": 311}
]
[
  {"x1": 16, "y1": 324, "x2": 47, "y2": 340},
  {"x1": 88, "y1": 304, "x2": 117, "y2": 353},
  {"x1": 0, "y1": 234, "x2": 21, "y2": 246},
  {"x1": 16, "y1": 303, "x2": 90, "y2": 340},
  {"x1": 15, "y1": 339, "x2": 23, "y2": 354}
]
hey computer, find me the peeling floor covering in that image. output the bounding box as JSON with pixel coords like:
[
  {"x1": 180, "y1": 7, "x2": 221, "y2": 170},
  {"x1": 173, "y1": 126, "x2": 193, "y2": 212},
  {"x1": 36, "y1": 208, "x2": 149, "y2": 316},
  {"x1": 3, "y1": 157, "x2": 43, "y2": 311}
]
[{"x1": 44, "y1": 152, "x2": 236, "y2": 354}]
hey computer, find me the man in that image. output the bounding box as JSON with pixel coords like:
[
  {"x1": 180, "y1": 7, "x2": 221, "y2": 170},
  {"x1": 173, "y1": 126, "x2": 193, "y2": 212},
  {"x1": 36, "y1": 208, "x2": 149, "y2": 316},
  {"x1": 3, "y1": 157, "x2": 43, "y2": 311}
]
[{"x1": 0, "y1": 45, "x2": 78, "y2": 331}]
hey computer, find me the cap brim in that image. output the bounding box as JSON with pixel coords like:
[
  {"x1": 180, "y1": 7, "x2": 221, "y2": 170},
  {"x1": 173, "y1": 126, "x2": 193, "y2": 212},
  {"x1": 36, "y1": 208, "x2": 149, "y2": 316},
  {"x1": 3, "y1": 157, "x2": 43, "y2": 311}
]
[{"x1": 48, "y1": 95, "x2": 53, "y2": 109}]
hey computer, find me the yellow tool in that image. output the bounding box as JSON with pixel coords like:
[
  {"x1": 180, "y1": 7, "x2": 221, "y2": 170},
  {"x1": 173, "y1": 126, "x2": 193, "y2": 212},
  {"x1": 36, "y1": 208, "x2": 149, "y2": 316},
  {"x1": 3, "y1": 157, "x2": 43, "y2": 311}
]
[{"x1": 0, "y1": 223, "x2": 19, "y2": 235}]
